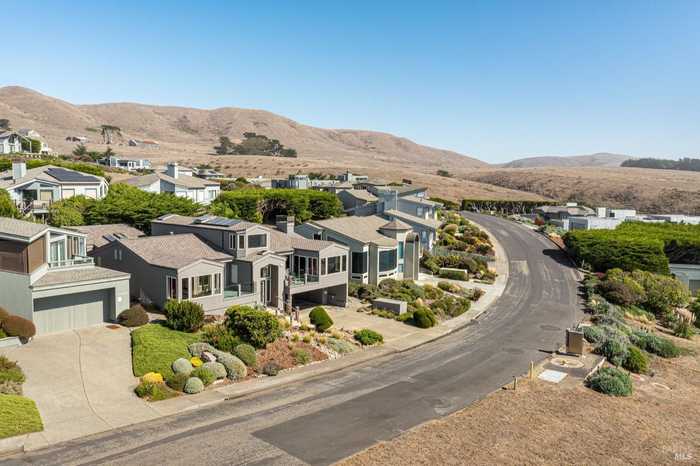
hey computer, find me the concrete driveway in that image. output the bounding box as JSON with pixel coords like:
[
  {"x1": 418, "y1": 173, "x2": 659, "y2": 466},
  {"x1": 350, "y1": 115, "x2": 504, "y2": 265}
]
[{"x1": 0, "y1": 325, "x2": 159, "y2": 449}]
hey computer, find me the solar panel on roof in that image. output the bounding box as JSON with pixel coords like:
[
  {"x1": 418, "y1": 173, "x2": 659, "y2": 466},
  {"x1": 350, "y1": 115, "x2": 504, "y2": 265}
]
[
  {"x1": 207, "y1": 217, "x2": 240, "y2": 226},
  {"x1": 46, "y1": 168, "x2": 99, "y2": 183},
  {"x1": 103, "y1": 234, "x2": 117, "y2": 243}
]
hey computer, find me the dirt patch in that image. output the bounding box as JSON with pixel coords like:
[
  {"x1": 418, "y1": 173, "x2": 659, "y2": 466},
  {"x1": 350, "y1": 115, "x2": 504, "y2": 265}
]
[
  {"x1": 253, "y1": 338, "x2": 328, "y2": 375},
  {"x1": 341, "y1": 336, "x2": 700, "y2": 466}
]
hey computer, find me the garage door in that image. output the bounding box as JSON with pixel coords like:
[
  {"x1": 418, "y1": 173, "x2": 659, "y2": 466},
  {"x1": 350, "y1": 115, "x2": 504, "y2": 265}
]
[
  {"x1": 33, "y1": 290, "x2": 111, "y2": 335},
  {"x1": 690, "y1": 280, "x2": 700, "y2": 295}
]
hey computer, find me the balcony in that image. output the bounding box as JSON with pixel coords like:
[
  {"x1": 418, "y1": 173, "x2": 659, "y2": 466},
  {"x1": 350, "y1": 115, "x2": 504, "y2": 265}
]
[
  {"x1": 48, "y1": 256, "x2": 94, "y2": 269},
  {"x1": 290, "y1": 273, "x2": 319, "y2": 287},
  {"x1": 17, "y1": 199, "x2": 52, "y2": 215},
  {"x1": 224, "y1": 283, "x2": 255, "y2": 299}
]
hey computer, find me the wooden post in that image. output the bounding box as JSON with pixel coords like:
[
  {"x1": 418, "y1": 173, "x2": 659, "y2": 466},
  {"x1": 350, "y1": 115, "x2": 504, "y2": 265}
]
[
  {"x1": 529, "y1": 361, "x2": 534, "y2": 380},
  {"x1": 513, "y1": 376, "x2": 517, "y2": 391}
]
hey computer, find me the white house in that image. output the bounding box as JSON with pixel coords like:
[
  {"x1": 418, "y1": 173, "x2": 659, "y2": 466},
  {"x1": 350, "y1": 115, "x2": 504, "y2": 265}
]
[
  {"x1": 123, "y1": 162, "x2": 220, "y2": 205},
  {"x1": 105, "y1": 155, "x2": 151, "y2": 171},
  {"x1": 0, "y1": 160, "x2": 109, "y2": 216},
  {"x1": 0, "y1": 132, "x2": 23, "y2": 154}
]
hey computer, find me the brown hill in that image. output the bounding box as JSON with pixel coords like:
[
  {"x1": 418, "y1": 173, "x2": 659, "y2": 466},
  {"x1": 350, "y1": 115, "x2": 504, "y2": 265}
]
[{"x1": 501, "y1": 152, "x2": 632, "y2": 168}]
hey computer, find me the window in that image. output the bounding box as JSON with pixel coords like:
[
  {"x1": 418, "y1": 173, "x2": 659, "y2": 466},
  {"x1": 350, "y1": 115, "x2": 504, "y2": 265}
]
[
  {"x1": 181, "y1": 277, "x2": 189, "y2": 299},
  {"x1": 248, "y1": 234, "x2": 267, "y2": 248},
  {"x1": 214, "y1": 273, "x2": 221, "y2": 294},
  {"x1": 167, "y1": 276, "x2": 178, "y2": 299},
  {"x1": 417, "y1": 206, "x2": 424, "y2": 217},
  {"x1": 342, "y1": 255, "x2": 347, "y2": 272},
  {"x1": 398, "y1": 263, "x2": 404, "y2": 273},
  {"x1": 238, "y1": 235, "x2": 245, "y2": 249},
  {"x1": 229, "y1": 233, "x2": 235, "y2": 250},
  {"x1": 352, "y1": 251, "x2": 368, "y2": 274},
  {"x1": 191, "y1": 275, "x2": 212, "y2": 298},
  {"x1": 327, "y1": 256, "x2": 341, "y2": 274},
  {"x1": 379, "y1": 249, "x2": 397, "y2": 272},
  {"x1": 321, "y1": 258, "x2": 326, "y2": 275},
  {"x1": 313, "y1": 232, "x2": 322, "y2": 240},
  {"x1": 398, "y1": 241, "x2": 404, "y2": 259},
  {"x1": 113, "y1": 248, "x2": 122, "y2": 261}
]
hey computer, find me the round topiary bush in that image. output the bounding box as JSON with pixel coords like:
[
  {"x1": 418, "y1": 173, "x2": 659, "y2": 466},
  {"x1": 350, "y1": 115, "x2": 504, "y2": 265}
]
[
  {"x1": 172, "y1": 358, "x2": 193, "y2": 375},
  {"x1": 214, "y1": 351, "x2": 247, "y2": 380},
  {"x1": 202, "y1": 361, "x2": 227, "y2": 379},
  {"x1": 188, "y1": 342, "x2": 216, "y2": 357},
  {"x1": 191, "y1": 367, "x2": 216, "y2": 386},
  {"x1": 1, "y1": 315, "x2": 36, "y2": 340},
  {"x1": 353, "y1": 328, "x2": 384, "y2": 346},
  {"x1": 142, "y1": 372, "x2": 164, "y2": 384},
  {"x1": 166, "y1": 372, "x2": 190, "y2": 392},
  {"x1": 233, "y1": 343, "x2": 257, "y2": 367},
  {"x1": 225, "y1": 305, "x2": 281, "y2": 348},
  {"x1": 309, "y1": 306, "x2": 333, "y2": 332},
  {"x1": 164, "y1": 299, "x2": 204, "y2": 332},
  {"x1": 586, "y1": 367, "x2": 633, "y2": 396},
  {"x1": 183, "y1": 377, "x2": 204, "y2": 394},
  {"x1": 117, "y1": 305, "x2": 149, "y2": 327},
  {"x1": 413, "y1": 308, "x2": 438, "y2": 329},
  {"x1": 262, "y1": 361, "x2": 282, "y2": 376},
  {"x1": 623, "y1": 346, "x2": 649, "y2": 374}
]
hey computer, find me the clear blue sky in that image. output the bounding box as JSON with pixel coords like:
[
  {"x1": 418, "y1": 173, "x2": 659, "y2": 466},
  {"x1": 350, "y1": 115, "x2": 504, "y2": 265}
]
[{"x1": 2, "y1": 0, "x2": 699, "y2": 163}]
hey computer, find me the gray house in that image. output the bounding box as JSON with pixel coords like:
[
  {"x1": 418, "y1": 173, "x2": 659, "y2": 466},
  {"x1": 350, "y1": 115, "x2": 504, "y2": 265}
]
[
  {"x1": 92, "y1": 214, "x2": 350, "y2": 313},
  {"x1": 0, "y1": 218, "x2": 130, "y2": 335},
  {"x1": 296, "y1": 215, "x2": 420, "y2": 286}
]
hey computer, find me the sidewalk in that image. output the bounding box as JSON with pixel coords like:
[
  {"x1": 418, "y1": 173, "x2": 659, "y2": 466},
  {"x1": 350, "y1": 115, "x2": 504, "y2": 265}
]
[{"x1": 14, "y1": 218, "x2": 509, "y2": 454}]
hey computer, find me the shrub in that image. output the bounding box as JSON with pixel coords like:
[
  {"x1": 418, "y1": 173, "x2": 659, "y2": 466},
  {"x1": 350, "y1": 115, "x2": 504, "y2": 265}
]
[
  {"x1": 326, "y1": 338, "x2": 355, "y2": 354},
  {"x1": 349, "y1": 283, "x2": 380, "y2": 301},
  {"x1": 354, "y1": 328, "x2": 384, "y2": 345},
  {"x1": 630, "y1": 331, "x2": 680, "y2": 358},
  {"x1": 442, "y1": 224, "x2": 459, "y2": 234},
  {"x1": 623, "y1": 346, "x2": 649, "y2": 374},
  {"x1": 0, "y1": 380, "x2": 23, "y2": 396},
  {"x1": 134, "y1": 382, "x2": 174, "y2": 401},
  {"x1": 188, "y1": 342, "x2": 216, "y2": 357},
  {"x1": 597, "y1": 281, "x2": 639, "y2": 307},
  {"x1": 166, "y1": 372, "x2": 190, "y2": 391},
  {"x1": 213, "y1": 351, "x2": 247, "y2": 379},
  {"x1": 201, "y1": 324, "x2": 242, "y2": 352},
  {"x1": 171, "y1": 358, "x2": 193, "y2": 375},
  {"x1": 1, "y1": 315, "x2": 36, "y2": 340},
  {"x1": 0, "y1": 366, "x2": 25, "y2": 384},
  {"x1": 202, "y1": 361, "x2": 227, "y2": 379},
  {"x1": 413, "y1": 307, "x2": 438, "y2": 328},
  {"x1": 0, "y1": 307, "x2": 10, "y2": 323},
  {"x1": 117, "y1": 305, "x2": 149, "y2": 327},
  {"x1": 673, "y1": 320, "x2": 695, "y2": 339},
  {"x1": 262, "y1": 361, "x2": 282, "y2": 376},
  {"x1": 631, "y1": 270, "x2": 691, "y2": 315},
  {"x1": 309, "y1": 306, "x2": 333, "y2": 332},
  {"x1": 164, "y1": 300, "x2": 204, "y2": 332},
  {"x1": 0, "y1": 355, "x2": 18, "y2": 371},
  {"x1": 233, "y1": 343, "x2": 257, "y2": 367},
  {"x1": 583, "y1": 325, "x2": 605, "y2": 344},
  {"x1": 190, "y1": 356, "x2": 203, "y2": 367},
  {"x1": 184, "y1": 377, "x2": 205, "y2": 394},
  {"x1": 292, "y1": 348, "x2": 311, "y2": 365},
  {"x1": 191, "y1": 367, "x2": 216, "y2": 386},
  {"x1": 586, "y1": 367, "x2": 633, "y2": 396},
  {"x1": 141, "y1": 372, "x2": 164, "y2": 384},
  {"x1": 437, "y1": 281, "x2": 459, "y2": 293},
  {"x1": 438, "y1": 269, "x2": 468, "y2": 281},
  {"x1": 595, "y1": 336, "x2": 629, "y2": 367},
  {"x1": 431, "y1": 296, "x2": 470, "y2": 319},
  {"x1": 0, "y1": 329, "x2": 6, "y2": 339},
  {"x1": 226, "y1": 305, "x2": 281, "y2": 348},
  {"x1": 422, "y1": 284, "x2": 444, "y2": 300}
]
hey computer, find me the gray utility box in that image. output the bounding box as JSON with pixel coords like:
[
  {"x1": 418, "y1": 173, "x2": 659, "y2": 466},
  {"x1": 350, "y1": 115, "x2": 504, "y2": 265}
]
[
  {"x1": 566, "y1": 328, "x2": 584, "y2": 355},
  {"x1": 373, "y1": 298, "x2": 408, "y2": 315}
]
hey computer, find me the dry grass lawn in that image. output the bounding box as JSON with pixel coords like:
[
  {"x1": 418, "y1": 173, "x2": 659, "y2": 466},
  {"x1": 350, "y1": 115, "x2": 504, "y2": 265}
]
[{"x1": 341, "y1": 335, "x2": 700, "y2": 466}]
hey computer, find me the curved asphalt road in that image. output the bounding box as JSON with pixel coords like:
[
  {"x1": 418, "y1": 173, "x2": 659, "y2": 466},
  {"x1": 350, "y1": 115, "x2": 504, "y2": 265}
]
[{"x1": 3, "y1": 214, "x2": 583, "y2": 466}]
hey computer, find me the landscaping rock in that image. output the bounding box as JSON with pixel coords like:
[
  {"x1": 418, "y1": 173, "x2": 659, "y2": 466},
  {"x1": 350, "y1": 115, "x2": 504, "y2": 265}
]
[
  {"x1": 201, "y1": 351, "x2": 217, "y2": 363},
  {"x1": 184, "y1": 377, "x2": 204, "y2": 394},
  {"x1": 172, "y1": 358, "x2": 194, "y2": 375},
  {"x1": 188, "y1": 342, "x2": 216, "y2": 357}
]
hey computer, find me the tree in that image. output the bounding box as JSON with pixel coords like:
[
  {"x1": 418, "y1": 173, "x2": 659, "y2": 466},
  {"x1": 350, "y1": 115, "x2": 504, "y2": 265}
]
[
  {"x1": 0, "y1": 190, "x2": 19, "y2": 218},
  {"x1": 437, "y1": 169, "x2": 452, "y2": 178},
  {"x1": 0, "y1": 119, "x2": 10, "y2": 130},
  {"x1": 103, "y1": 147, "x2": 115, "y2": 159},
  {"x1": 73, "y1": 143, "x2": 88, "y2": 157},
  {"x1": 215, "y1": 136, "x2": 234, "y2": 155},
  {"x1": 48, "y1": 196, "x2": 96, "y2": 227},
  {"x1": 20, "y1": 138, "x2": 41, "y2": 153},
  {"x1": 100, "y1": 125, "x2": 121, "y2": 144}
]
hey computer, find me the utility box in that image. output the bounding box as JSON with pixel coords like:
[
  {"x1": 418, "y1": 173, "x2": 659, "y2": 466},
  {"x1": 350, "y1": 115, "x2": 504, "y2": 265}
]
[
  {"x1": 373, "y1": 298, "x2": 407, "y2": 315},
  {"x1": 566, "y1": 328, "x2": 584, "y2": 355}
]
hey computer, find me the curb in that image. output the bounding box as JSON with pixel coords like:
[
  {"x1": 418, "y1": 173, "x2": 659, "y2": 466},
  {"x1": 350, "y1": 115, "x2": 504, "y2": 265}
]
[{"x1": 0, "y1": 435, "x2": 26, "y2": 458}]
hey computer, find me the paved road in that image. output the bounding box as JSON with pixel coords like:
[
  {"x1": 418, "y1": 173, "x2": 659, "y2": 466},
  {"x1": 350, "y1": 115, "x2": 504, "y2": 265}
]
[{"x1": 3, "y1": 214, "x2": 583, "y2": 466}]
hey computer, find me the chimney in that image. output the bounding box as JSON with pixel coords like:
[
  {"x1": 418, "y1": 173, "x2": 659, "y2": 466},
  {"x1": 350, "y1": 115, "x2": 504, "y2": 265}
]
[
  {"x1": 276, "y1": 215, "x2": 295, "y2": 235},
  {"x1": 12, "y1": 159, "x2": 26, "y2": 181},
  {"x1": 166, "y1": 162, "x2": 179, "y2": 179}
]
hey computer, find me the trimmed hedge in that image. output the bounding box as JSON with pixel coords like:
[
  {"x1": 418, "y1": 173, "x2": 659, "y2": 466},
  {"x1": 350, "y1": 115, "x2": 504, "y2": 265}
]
[
  {"x1": 164, "y1": 300, "x2": 204, "y2": 332},
  {"x1": 117, "y1": 305, "x2": 149, "y2": 327},
  {"x1": 413, "y1": 308, "x2": 438, "y2": 328},
  {"x1": 309, "y1": 306, "x2": 333, "y2": 332},
  {"x1": 438, "y1": 269, "x2": 468, "y2": 281},
  {"x1": 1, "y1": 315, "x2": 36, "y2": 340},
  {"x1": 226, "y1": 306, "x2": 281, "y2": 348},
  {"x1": 623, "y1": 346, "x2": 649, "y2": 374},
  {"x1": 586, "y1": 367, "x2": 633, "y2": 396}
]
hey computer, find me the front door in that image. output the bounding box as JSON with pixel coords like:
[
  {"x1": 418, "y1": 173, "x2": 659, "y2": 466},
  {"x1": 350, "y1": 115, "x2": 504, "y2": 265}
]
[{"x1": 260, "y1": 265, "x2": 272, "y2": 305}]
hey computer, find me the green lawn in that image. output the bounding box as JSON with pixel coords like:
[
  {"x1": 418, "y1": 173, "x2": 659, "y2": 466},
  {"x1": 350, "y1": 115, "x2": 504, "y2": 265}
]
[
  {"x1": 0, "y1": 395, "x2": 43, "y2": 439},
  {"x1": 131, "y1": 323, "x2": 201, "y2": 378}
]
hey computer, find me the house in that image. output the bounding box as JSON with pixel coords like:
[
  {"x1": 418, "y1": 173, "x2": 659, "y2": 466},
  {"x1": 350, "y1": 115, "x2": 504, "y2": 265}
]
[
  {"x1": 123, "y1": 163, "x2": 220, "y2": 205},
  {"x1": 71, "y1": 224, "x2": 145, "y2": 253},
  {"x1": 0, "y1": 160, "x2": 109, "y2": 216},
  {"x1": 296, "y1": 215, "x2": 420, "y2": 286},
  {"x1": 17, "y1": 129, "x2": 52, "y2": 154},
  {"x1": 0, "y1": 132, "x2": 23, "y2": 154},
  {"x1": 104, "y1": 155, "x2": 151, "y2": 172},
  {"x1": 535, "y1": 203, "x2": 596, "y2": 222},
  {"x1": 247, "y1": 176, "x2": 273, "y2": 189},
  {"x1": 669, "y1": 264, "x2": 700, "y2": 294},
  {"x1": 192, "y1": 167, "x2": 224, "y2": 180},
  {"x1": 0, "y1": 217, "x2": 130, "y2": 335},
  {"x1": 337, "y1": 171, "x2": 369, "y2": 184},
  {"x1": 382, "y1": 209, "x2": 441, "y2": 250},
  {"x1": 91, "y1": 214, "x2": 350, "y2": 313},
  {"x1": 337, "y1": 189, "x2": 379, "y2": 216}
]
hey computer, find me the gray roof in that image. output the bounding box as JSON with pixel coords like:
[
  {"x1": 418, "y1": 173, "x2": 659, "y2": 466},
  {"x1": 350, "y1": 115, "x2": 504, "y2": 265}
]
[
  {"x1": 71, "y1": 224, "x2": 145, "y2": 251},
  {"x1": 342, "y1": 189, "x2": 378, "y2": 202},
  {"x1": 0, "y1": 164, "x2": 103, "y2": 190},
  {"x1": 265, "y1": 227, "x2": 341, "y2": 253},
  {"x1": 379, "y1": 218, "x2": 412, "y2": 231},
  {"x1": 309, "y1": 216, "x2": 398, "y2": 247},
  {"x1": 123, "y1": 172, "x2": 219, "y2": 190},
  {"x1": 401, "y1": 195, "x2": 442, "y2": 207},
  {"x1": 118, "y1": 234, "x2": 231, "y2": 269},
  {"x1": 0, "y1": 217, "x2": 49, "y2": 240},
  {"x1": 153, "y1": 214, "x2": 256, "y2": 232},
  {"x1": 537, "y1": 205, "x2": 596, "y2": 216},
  {"x1": 32, "y1": 266, "x2": 129, "y2": 288},
  {"x1": 383, "y1": 209, "x2": 442, "y2": 230}
]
